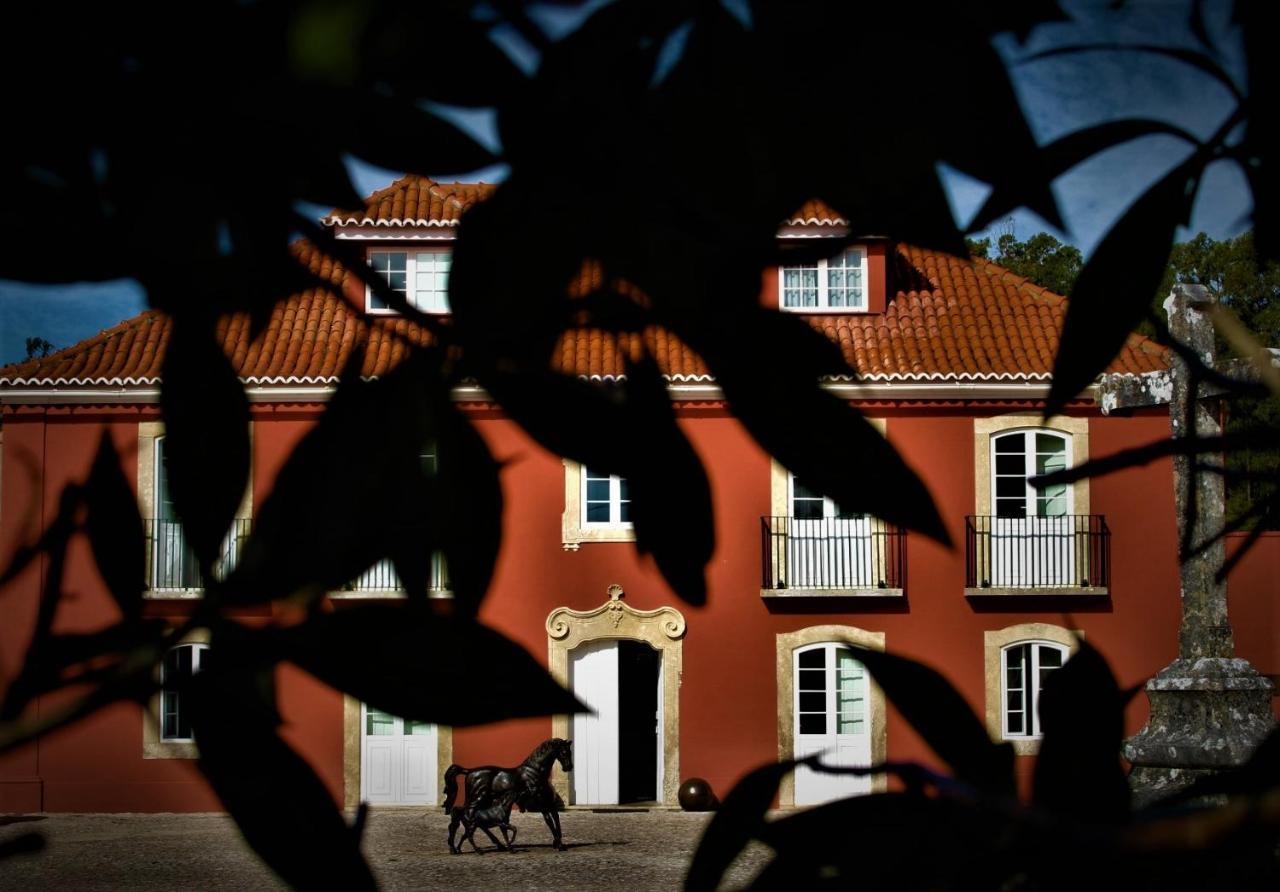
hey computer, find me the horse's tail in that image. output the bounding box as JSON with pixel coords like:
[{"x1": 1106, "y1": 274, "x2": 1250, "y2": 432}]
[{"x1": 442, "y1": 764, "x2": 468, "y2": 813}]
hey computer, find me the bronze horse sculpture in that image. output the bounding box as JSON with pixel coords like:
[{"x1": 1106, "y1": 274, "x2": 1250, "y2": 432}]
[
  {"x1": 442, "y1": 738, "x2": 573, "y2": 851},
  {"x1": 448, "y1": 791, "x2": 519, "y2": 854}
]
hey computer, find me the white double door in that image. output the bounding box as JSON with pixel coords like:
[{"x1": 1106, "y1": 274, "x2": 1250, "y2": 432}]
[
  {"x1": 361, "y1": 705, "x2": 437, "y2": 805},
  {"x1": 570, "y1": 639, "x2": 663, "y2": 805},
  {"x1": 793, "y1": 643, "x2": 872, "y2": 805}
]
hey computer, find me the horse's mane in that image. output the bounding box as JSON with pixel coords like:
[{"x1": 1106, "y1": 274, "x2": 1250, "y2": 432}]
[{"x1": 524, "y1": 737, "x2": 568, "y2": 766}]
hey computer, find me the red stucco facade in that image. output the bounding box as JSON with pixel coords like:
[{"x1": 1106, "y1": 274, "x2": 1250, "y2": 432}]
[{"x1": 1, "y1": 396, "x2": 1275, "y2": 813}]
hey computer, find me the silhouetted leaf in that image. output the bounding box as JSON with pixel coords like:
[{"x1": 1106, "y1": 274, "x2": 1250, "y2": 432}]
[
  {"x1": 717, "y1": 370, "x2": 949, "y2": 543},
  {"x1": 359, "y1": 6, "x2": 528, "y2": 107},
  {"x1": 225, "y1": 348, "x2": 442, "y2": 603},
  {"x1": 847, "y1": 645, "x2": 1015, "y2": 796},
  {"x1": 83, "y1": 434, "x2": 145, "y2": 619},
  {"x1": 1033, "y1": 637, "x2": 1130, "y2": 823},
  {"x1": 1048, "y1": 159, "x2": 1199, "y2": 414},
  {"x1": 340, "y1": 93, "x2": 498, "y2": 179},
  {"x1": 971, "y1": 120, "x2": 1202, "y2": 235},
  {"x1": 685, "y1": 760, "x2": 799, "y2": 892},
  {"x1": 427, "y1": 407, "x2": 502, "y2": 614},
  {"x1": 191, "y1": 663, "x2": 375, "y2": 890},
  {"x1": 1240, "y1": 0, "x2": 1279, "y2": 262},
  {"x1": 159, "y1": 316, "x2": 251, "y2": 572},
  {"x1": 276, "y1": 604, "x2": 588, "y2": 726},
  {"x1": 0, "y1": 832, "x2": 45, "y2": 861},
  {"x1": 754, "y1": 792, "x2": 1012, "y2": 890},
  {"x1": 625, "y1": 354, "x2": 713, "y2": 605}
]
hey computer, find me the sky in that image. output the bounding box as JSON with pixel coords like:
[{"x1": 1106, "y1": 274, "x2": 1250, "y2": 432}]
[{"x1": 0, "y1": 0, "x2": 1252, "y2": 367}]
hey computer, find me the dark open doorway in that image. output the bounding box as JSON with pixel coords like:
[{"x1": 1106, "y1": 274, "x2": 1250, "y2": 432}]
[{"x1": 617, "y1": 639, "x2": 659, "y2": 803}]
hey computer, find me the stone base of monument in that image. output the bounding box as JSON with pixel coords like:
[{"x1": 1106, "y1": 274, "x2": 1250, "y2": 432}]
[{"x1": 1124, "y1": 656, "x2": 1276, "y2": 808}]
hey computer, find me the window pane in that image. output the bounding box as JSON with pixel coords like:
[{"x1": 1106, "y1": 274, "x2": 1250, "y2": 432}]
[
  {"x1": 1037, "y1": 489, "x2": 1068, "y2": 517},
  {"x1": 798, "y1": 669, "x2": 826, "y2": 691},
  {"x1": 618, "y1": 501, "x2": 630, "y2": 523},
  {"x1": 995, "y1": 453, "x2": 1024, "y2": 475},
  {"x1": 586, "y1": 478, "x2": 610, "y2": 501},
  {"x1": 995, "y1": 497, "x2": 1026, "y2": 518},
  {"x1": 793, "y1": 499, "x2": 823, "y2": 520},
  {"x1": 799, "y1": 691, "x2": 825, "y2": 712},
  {"x1": 366, "y1": 708, "x2": 396, "y2": 736},
  {"x1": 586, "y1": 502, "x2": 610, "y2": 523},
  {"x1": 996, "y1": 476, "x2": 1027, "y2": 497},
  {"x1": 404, "y1": 719, "x2": 433, "y2": 736},
  {"x1": 617, "y1": 478, "x2": 629, "y2": 501},
  {"x1": 799, "y1": 713, "x2": 826, "y2": 735},
  {"x1": 995, "y1": 433, "x2": 1025, "y2": 453},
  {"x1": 798, "y1": 648, "x2": 826, "y2": 669},
  {"x1": 837, "y1": 714, "x2": 864, "y2": 735},
  {"x1": 1006, "y1": 706, "x2": 1024, "y2": 735},
  {"x1": 1038, "y1": 646, "x2": 1063, "y2": 669},
  {"x1": 387, "y1": 272, "x2": 407, "y2": 292},
  {"x1": 1036, "y1": 433, "x2": 1066, "y2": 456}
]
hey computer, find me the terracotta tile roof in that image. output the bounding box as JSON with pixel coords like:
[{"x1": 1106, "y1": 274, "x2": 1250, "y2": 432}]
[
  {"x1": 0, "y1": 182, "x2": 1169, "y2": 390},
  {"x1": 785, "y1": 199, "x2": 845, "y2": 226},
  {"x1": 322, "y1": 177, "x2": 497, "y2": 227}
]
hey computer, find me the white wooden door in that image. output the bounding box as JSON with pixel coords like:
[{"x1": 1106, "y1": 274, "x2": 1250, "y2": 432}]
[
  {"x1": 793, "y1": 644, "x2": 872, "y2": 805},
  {"x1": 991, "y1": 431, "x2": 1074, "y2": 586},
  {"x1": 571, "y1": 640, "x2": 620, "y2": 805},
  {"x1": 361, "y1": 705, "x2": 437, "y2": 805},
  {"x1": 788, "y1": 477, "x2": 874, "y2": 587}
]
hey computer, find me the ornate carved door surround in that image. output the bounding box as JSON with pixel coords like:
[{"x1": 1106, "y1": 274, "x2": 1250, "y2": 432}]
[{"x1": 546, "y1": 584, "x2": 686, "y2": 806}]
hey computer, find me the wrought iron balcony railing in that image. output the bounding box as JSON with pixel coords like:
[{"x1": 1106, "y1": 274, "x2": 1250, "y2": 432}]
[
  {"x1": 965, "y1": 514, "x2": 1110, "y2": 591},
  {"x1": 344, "y1": 554, "x2": 450, "y2": 594},
  {"x1": 146, "y1": 518, "x2": 251, "y2": 591},
  {"x1": 761, "y1": 516, "x2": 906, "y2": 593}
]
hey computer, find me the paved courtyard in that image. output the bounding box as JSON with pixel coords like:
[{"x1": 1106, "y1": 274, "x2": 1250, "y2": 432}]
[{"x1": 0, "y1": 809, "x2": 771, "y2": 890}]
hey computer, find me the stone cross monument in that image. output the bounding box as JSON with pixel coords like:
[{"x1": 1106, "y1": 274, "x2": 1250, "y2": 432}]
[{"x1": 1097, "y1": 284, "x2": 1275, "y2": 804}]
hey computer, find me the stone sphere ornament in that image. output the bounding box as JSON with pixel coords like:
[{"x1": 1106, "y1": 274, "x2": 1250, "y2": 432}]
[{"x1": 678, "y1": 777, "x2": 719, "y2": 811}]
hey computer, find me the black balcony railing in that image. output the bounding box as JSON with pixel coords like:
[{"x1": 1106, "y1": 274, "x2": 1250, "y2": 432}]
[
  {"x1": 761, "y1": 516, "x2": 906, "y2": 592},
  {"x1": 344, "y1": 555, "x2": 450, "y2": 593},
  {"x1": 146, "y1": 518, "x2": 251, "y2": 590},
  {"x1": 965, "y1": 514, "x2": 1110, "y2": 589}
]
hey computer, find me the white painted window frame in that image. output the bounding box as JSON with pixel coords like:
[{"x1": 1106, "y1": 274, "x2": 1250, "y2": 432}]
[
  {"x1": 581, "y1": 467, "x2": 631, "y2": 529},
  {"x1": 366, "y1": 247, "x2": 452, "y2": 315},
  {"x1": 779, "y1": 247, "x2": 868, "y2": 312},
  {"x1": 991, "y1": 428, "x2": 1073, "y2": 518},
  {"x1": 160, "y1": 643, "x2": 209, "y2": 743},
  {"x1": 999, "y1": 640, "x2": 1068, "y2": 740}
]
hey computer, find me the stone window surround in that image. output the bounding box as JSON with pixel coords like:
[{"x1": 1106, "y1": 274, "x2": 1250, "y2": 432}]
[
  {"x1": 142, "y1": 628, "x2": 211, "y2": 760},
  {"x1": 138, "y1": 421, "x2": 253, "y2": 599},
  {"x1": 973, "y1": 414, "x2": 1090, "y2": 519},
  {"x1": 969, "y1": 415, "x2": 1098, "y2": 597},
  {"x1": 983, "y1": 623, "x2": 1081, "y2": 755},
  {"x1": 776, "y1": 625, "x2": 888, "y2": 807},
  {"x1": 562, "y1": 460, "x2": 635, "y2": 549}
]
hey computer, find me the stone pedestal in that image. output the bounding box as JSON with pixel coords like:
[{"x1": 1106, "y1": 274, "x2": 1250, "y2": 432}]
[
  {"x1": 1104, "y1": 287, "x2": 1276, "y2": 807},
  {"x1": 1124, "y1": 657, "x2": 1275, "y2": 807}
]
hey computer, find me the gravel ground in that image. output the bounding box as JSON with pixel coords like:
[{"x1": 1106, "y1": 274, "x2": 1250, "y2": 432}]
[{"x1": 0, "y1": 809, "x2": 772, "y2": 890}]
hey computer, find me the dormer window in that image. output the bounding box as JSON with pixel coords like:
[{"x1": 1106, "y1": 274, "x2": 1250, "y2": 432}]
[
  {"x1": 367, "y1": 249, "x2": 451, "y2": 314},
  {"x1": 780, "y1": 247, "x2": 866, "y2": 312}
]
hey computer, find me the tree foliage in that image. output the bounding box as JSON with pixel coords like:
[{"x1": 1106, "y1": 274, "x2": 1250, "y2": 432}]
[
  {"x1": 967, "y1": 232, "x2": 1084, "y2": 296},
  {"x1": 1, "y1": 0, "x2": 1277, "y2": 886}
]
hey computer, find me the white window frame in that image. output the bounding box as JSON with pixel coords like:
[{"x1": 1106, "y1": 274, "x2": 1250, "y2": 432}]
[
  {"x1": 991, "y1": 429, "x2": 1073, "y2": 519},
  {"x1": 160, "y1": 643, "x2": 209, "y2": 743},
  {"x1": 366, "y1": 248, "x2": 452, "y2": 315},
  {"x1": 581, "y1": 467, "x2": 631, "y2": 528},
  {"x1": 779, "y1": 246, "x2": 868, "y2": 312},
  {"x1": 999, "y1": 640, "x2": 1068, "y2": 740}
]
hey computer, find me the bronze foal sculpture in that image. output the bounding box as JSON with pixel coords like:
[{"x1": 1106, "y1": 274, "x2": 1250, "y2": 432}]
[
  {"x1": 448, "y1": 792, "x2": 519, "y2": 854},
  {"x1": 442, "y1": 738, "x2": 573, "y2": 851}
]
